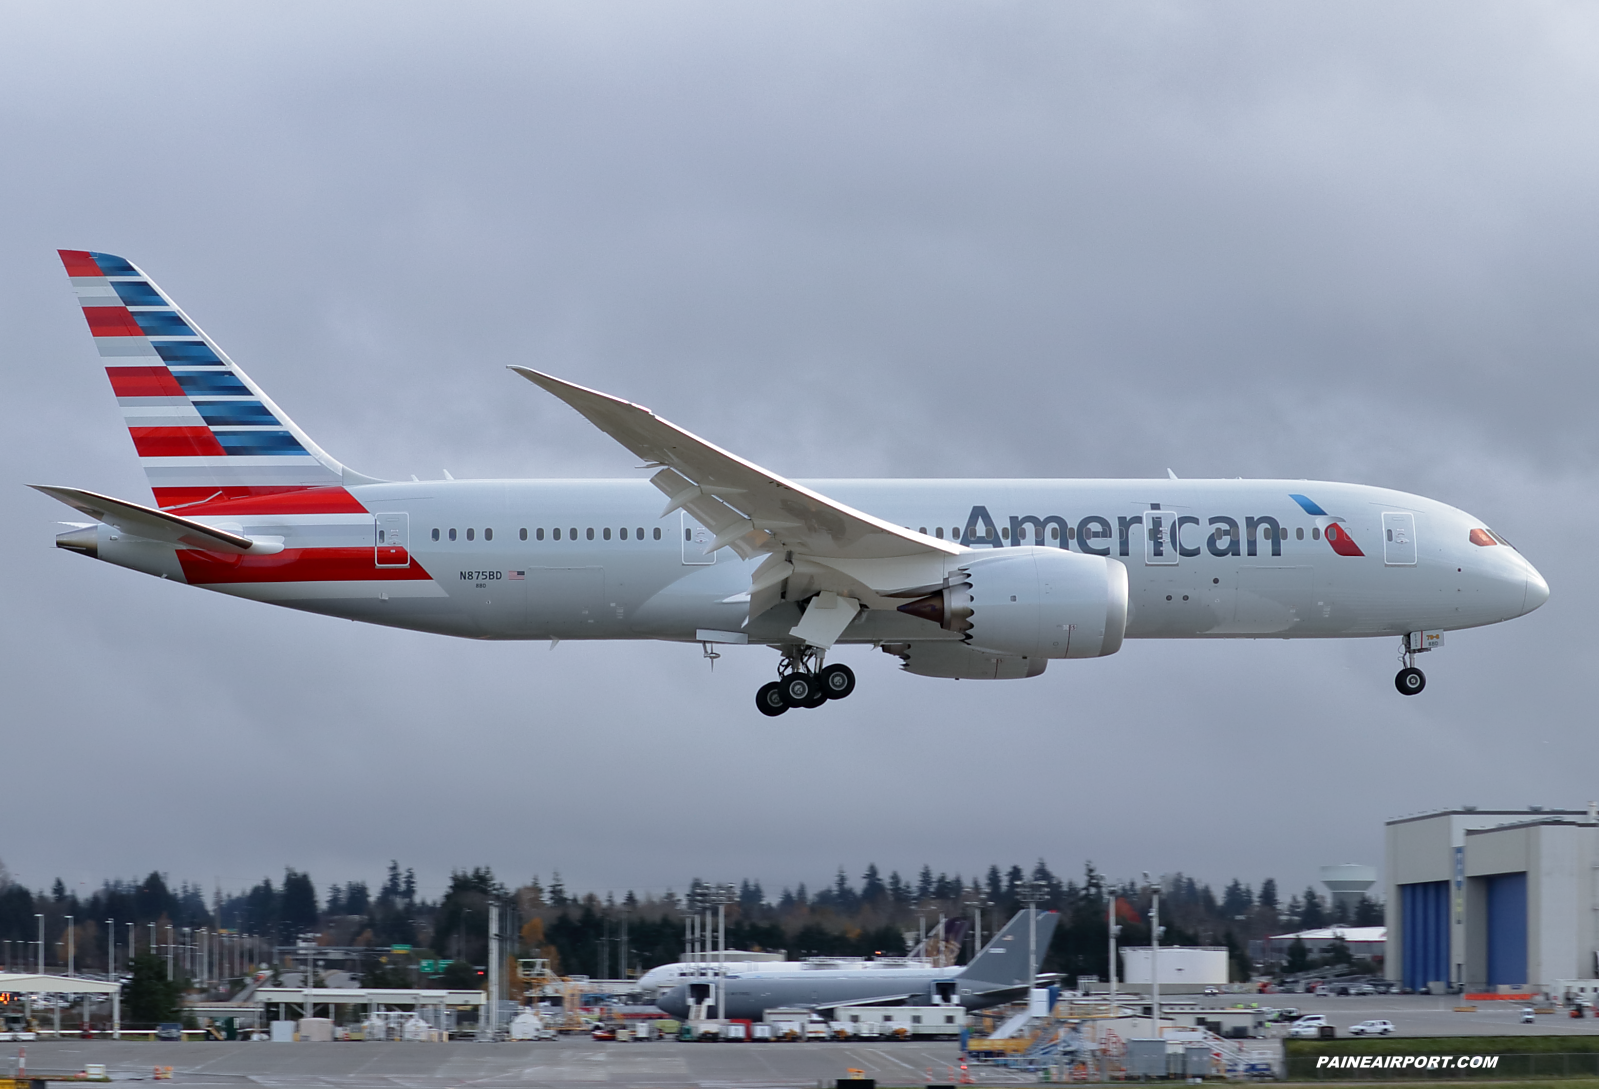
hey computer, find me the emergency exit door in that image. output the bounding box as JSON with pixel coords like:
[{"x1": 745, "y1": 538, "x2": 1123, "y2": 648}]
[
  {"x1": 1144, "y1": 509, "x2": 1178, "y2": 565},
  {"x1": 681, "y1": 511, "x2": 716, "y2": 565},
  {"x1": 375, "y1": 512, "x2": 410, "y2": 567}
]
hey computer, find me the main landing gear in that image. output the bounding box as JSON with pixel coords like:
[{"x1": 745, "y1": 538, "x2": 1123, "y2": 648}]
[
  {"x1": 1395, "y1": 632, "x2": 1431, "y2": 696},
  {"x1": 756, "y1": 647, "x2": 856, "y2": 717}
]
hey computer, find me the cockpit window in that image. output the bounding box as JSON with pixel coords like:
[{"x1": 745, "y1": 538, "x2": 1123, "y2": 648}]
[
  {"x1": 1469, "y1": 528, "x2": 1496, "y2": 547},
  {"x1": 1489, "y1": 529, "x2": 1517, "y2": 550}
]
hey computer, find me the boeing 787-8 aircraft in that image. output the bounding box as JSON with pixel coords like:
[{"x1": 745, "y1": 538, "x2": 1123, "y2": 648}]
[{"x1": 36, "y1": 251, "x2": 1548, "y2": 712}]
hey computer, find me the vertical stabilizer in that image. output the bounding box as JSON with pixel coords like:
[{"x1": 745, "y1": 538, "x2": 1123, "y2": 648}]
[
  {"x1": 958, "y1": 910, "x2": 1059, "y2": 988},
  {"x1": 58, "y1": 250, "x2": 361, "y2": 510}
]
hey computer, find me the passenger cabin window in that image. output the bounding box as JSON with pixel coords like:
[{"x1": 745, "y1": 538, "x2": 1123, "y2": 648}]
[
  {"x1": 603, "y1": 527, "x2": 611, "y2": 540},
  {"x1": 620, "y1": 527, "x2": 628, "y2": 540},
  {"x1": 448, "y1": 528, "x2": 457, "y2": 542},
  {"x1": 536, "y1": 528, "x2": 545, "y2": 540},
  {"x1": 431, "y1": 528, "x2": 440, "y2": 541},
  {"x1": 1001, "y1": 526, "x2": 1009, "y2": 540},
  {"x1": 1312, "y1": 527, "x2": 1321, "y2": 540},
  {"x1": 553, "y1": 528, "x2": 561, "y2": 540},
  {"x1": 637, "y1": 527, "x2": 645, "y2": 539},
  {"x1": 935, "y1": 527, "x2": 944, "y2": 539},
  {"x1": 569, "y1": 527, "x2": 577, "y2": 539},
  {"x1": 484, "y1": 528, "x2": 493, "y2": 541},
  {"x1": 519, "y1": 528, "x2": 527, "y2": 541},
  {"x1": 586, "y1": 527, "x2": 594, "y2": 540},
  {"x1": 919, "y1": 526, "x2": 927, "y2": 535},
  {"x1": 466, "y1": 528, "x2": 475, "y2": 541},
  {"x1": 1296, "y1": 527, "x2": 1304, "y2": 540},
  {"x1": 653, "y1": 527, "x2": 661, "y2": 540}
]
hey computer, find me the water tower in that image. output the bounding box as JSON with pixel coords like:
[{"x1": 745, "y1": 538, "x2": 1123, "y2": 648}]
[{"x1": 1320, "y1": 864, "x2": 1377, "y2": 918}]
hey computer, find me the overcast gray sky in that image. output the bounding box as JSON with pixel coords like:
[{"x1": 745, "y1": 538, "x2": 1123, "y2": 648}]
[{"x1": 2, "y1": 2, "x2": 1591, "y2": 906}]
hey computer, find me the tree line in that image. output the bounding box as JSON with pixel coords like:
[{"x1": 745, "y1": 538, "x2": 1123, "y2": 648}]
[{"x1": 0, "y1": 857, "x2": 1382, "y2": 987}]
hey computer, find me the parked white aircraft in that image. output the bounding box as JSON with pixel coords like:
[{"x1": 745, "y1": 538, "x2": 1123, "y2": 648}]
[{"x1": 38, "y1": 252, "x2": 1548, "y2": 711}]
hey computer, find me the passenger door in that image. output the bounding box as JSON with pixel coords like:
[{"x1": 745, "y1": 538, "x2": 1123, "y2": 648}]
[
  {"x1": 375, "y1": 513, "x2": 409, "y2": 567},
  {"x1": 1382, "y1": 512, "x2": 1417, "y2": 566}
]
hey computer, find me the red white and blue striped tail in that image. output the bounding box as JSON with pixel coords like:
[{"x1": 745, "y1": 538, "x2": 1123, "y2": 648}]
[{"x1": 59, "y1": 250, "x2": 363, "y2": 512}]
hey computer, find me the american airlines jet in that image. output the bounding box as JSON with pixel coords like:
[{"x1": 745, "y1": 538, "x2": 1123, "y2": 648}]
[{"x1": 37, "y1": 251, "x2": 1548, "y2": 712}]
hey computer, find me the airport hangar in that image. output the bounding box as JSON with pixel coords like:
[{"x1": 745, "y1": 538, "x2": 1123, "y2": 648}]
[{"x1": 1386, "y1": 805, "x2": 1599, "y2": 998}]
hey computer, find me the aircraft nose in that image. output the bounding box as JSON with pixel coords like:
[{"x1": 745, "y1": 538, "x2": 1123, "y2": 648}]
[
  {"x1": 656, "y1": 985, "x2": 688, "y2": 1019},
  {"x1": 1523, "y1": 564, "x2": 1550, "y2": 615}
]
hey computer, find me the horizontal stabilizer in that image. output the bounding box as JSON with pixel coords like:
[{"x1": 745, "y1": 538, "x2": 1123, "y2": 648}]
[
  {"x1": 30, "y1": 485, "x2": 282, "y2": 554},
  {"x1": 958, "y1": 910, "x2": 1059, "y2": 990}
]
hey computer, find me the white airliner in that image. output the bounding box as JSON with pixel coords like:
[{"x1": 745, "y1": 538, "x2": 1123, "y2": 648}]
[{"x1": 37, "y1": 251, "x2": 1549, "y2": 711}]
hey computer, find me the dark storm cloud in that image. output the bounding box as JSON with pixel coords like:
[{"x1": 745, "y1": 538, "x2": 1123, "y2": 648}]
[{"x1": 0, "y1": 2, "x2": 1590, "y2": 902}]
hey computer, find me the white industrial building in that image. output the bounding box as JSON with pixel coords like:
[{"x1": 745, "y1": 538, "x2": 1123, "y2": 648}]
[
  {"x1": 1385, "y1": 805, "x2": 1599, "y2": 994},
  {"x1": 1119, "y1": 946, "x2": 1229, "y2": 993}
]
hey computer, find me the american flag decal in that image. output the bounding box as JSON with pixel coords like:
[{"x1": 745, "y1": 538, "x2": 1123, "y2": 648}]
[{"x1": 508, "y1": 570, "x2": 524, "y2": 580}]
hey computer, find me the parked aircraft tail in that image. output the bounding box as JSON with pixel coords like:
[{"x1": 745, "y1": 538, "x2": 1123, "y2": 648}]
[
  {"x1": 57, "y1": 250, "x2": 375, "y2": 512},
  {"x1": 958, "y1": 910, "x2": 1058, "y2": 990}
]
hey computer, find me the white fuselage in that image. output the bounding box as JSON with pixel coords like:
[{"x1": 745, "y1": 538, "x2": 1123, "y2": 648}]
[{"x1": 84, "y1": 477, "x2": 1546, "y2": 645}]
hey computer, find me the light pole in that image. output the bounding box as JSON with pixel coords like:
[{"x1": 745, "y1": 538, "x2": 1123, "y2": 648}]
[
  {"x1": 1143, "y1": 872, "x2": 1163, "y2": 1038},
  {"x1": 66, "y1": 916, "x2": 75, "y2": 977},
  {"x1": 1107, "y1": 887, "x2": 1120, "y2": 1002},
  {"x1": 962, "y1": 895, "x2": 990, "y2": 961},
  {"x1": 36, "y1": 914, "x2": 44, "y2": 973},
  {"x1": 1018, "y1": 882, "x2": 1045, "y2": 1007}
]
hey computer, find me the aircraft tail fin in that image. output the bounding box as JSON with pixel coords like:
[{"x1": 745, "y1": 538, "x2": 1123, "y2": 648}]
[
  {"x1": 957, "y1": 910, "x2": 1058, "y2": 989},
  {"x1": 57, "y1": 250, "x2": 372, "y2": 511}
]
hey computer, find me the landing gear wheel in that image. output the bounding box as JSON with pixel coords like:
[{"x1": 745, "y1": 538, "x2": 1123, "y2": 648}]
[
  {"x1": 781, "y1": 673, "x2": 817, "y2": 708},
  {"x1": 819, "y1": 663, "x2": 856, "y2": 700},
  {"x1": 756, "y1": 681, "x2": 789, "y2": 717},
  {"x1": 1395, "y1": 666, "x2": 1426, "y2": 696}
]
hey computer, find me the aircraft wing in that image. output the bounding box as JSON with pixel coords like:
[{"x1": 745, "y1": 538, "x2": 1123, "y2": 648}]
[
  {"x1": 511, "y1": 368, "x2": 958, "y2": 564},
  {"x1": 31, "y1": 485, "x2": 275, "y2": 555},
  {"x1": 512, "y1": 369, "x2": 965, "y2": 637},
  {"x1": 815, "y1": 992, "x2": 922, "y2": 1011}
]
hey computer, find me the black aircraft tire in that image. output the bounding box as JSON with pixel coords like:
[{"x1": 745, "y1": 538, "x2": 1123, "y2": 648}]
[
  {"x1": 781, "y1": 673, "x2": 816, "y2": 708},
  {"x1": 1395, "y1": 667, "x2": 1426, "y2": 696},
  {"x1": 756, "y1": 681, "x2": 789, "y2": 717},
  {"x1": 819, "y1": 663, "x2": 857, "y2": 700}
]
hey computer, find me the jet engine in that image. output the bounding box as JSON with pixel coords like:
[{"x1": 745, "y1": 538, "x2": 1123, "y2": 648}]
[{"x1": 897, "y1": 547, "x2": 1128, "y2": 659}]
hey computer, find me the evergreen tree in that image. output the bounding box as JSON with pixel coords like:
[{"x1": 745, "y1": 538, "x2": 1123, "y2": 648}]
[
  {"x1": 1285, "y1": 937, "x2": 1309, "y2": 974},
  {"x1": 280, "y1": 870, "x2": 319, "y2": 940},
  {"x1": 1299, "y1": 888, "x2": 1328, "y2": 929},
  {"x1": 549, "y1": 872, "x2": 568, "y2": 907},
  {"x1": 1258, "y1": 878, "x2": 1279, "y2": 910},
  {"x1": 345, "y1": 881, "x2": 370, "y2": 916},
  {"x1": 124, "y1": 952, "x2": 184, "y2": 1025},
  {"x1": 1353, "y1": 896, "x2": 1383, "y2": 927},
  {"x1": 861, "y1": 865, "x2": 886, "y2": 906},
  {"x1": 985, "y1": 865, "x2": 1003, "y2": 903},
  {"x1": 52, "y1": 878, "x2": 67, "y2": 902},
  {"x1": 402, "y1": 868, "x2": 416, "y2": 903},
  {"x1": 382, "y1": 862, "x2": 403, "y2": 903},
  {"x1": 1221, "y1": 879, "x2": 1253, "y2": 917},
  {"x1": 916, "y1": 866, "x2": 934, "y2": 901},
  {"x1": 326, "y1": 884, "x2": 345, "y2": 915}
]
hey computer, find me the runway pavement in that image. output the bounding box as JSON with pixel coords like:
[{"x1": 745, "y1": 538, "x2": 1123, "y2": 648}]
[{"x1": 11, "y1": 1037, "x2": 999, "y2": 1089}]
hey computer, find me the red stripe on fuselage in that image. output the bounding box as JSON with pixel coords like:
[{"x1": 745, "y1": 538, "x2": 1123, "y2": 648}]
[
  {"x1": 83, "y1": 306, "x2": 144, "y2": 337},
  {"x1": 107, "y1": 366, "x2": 185, "y2": 398},
  {"x1": 59, "y1": 250, "x2": 104, "y2": 277},
  {"x1": 176, "y1": 547, "x2": 434, "y2": 585},
  {"x1": 1326, "y1": 523, "x2": 1365, "y2": 557},
  {"x1": 130, "y1": 427, "x2": 227, "y2": 457},
  {"x1": 165, "y1": 487, "x2": 370, "y2": 515}
]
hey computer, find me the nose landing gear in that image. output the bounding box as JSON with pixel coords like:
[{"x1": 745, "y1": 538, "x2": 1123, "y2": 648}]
[
  {"x1": 754, "y1": 647, "x2": 857, "y2": 716},
  {"x1": 1394, "y1": 632, "x2": 1436, "y2": 696}
]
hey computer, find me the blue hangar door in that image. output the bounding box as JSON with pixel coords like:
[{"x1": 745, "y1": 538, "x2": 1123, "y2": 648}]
[
  {"x1": 1486, "y1": 872, "x2": 1528, "y2": 987},
  {"x1": 1401, "y1": 881, "x2": 1449, "y2": 992}
]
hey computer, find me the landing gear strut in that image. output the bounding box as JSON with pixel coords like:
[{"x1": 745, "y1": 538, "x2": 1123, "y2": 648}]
[
  {"x1": 754, "y1": 647, "x2": 857, "y2": 716},
  {"x1": 1395, "y1": 633, "x2": 1428, "y2": 696}
]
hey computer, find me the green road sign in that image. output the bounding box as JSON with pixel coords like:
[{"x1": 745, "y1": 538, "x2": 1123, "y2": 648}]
[
  {"x1": 390, "y1": 944, "x2": 412, "y2": 954},
  {"x1": 419, "y1": 959, "x2": 438, "y2": 974}
]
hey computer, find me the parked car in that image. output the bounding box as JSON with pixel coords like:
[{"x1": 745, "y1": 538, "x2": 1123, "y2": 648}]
[
  {"x1": 1289, "y1": 1022, "x2": 1327, "y2": 1038},
  {"x1": 1293, "y1": 1014, "x2": 1328, "y2": 1027},
  {"x1": 1521, "y1": 1008, "x2": 1536, "y2": 1024},
  {"x1": 1349, "y1": 1020, "x2": 1394, "y2": 1036}
]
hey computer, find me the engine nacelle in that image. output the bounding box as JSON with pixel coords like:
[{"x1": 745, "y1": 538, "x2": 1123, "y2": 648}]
[{"x1": 897, "y1": 547, "x2": 1128, "y2": 659}]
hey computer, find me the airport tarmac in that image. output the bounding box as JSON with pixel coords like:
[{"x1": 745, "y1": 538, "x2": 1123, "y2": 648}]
[
  {"x1": 12, "y1": 1038, "x2": 996, "y2": 1089},
  {"x1": 1253, "y1": 994, "x2": 1599, "y2": 1037}
]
